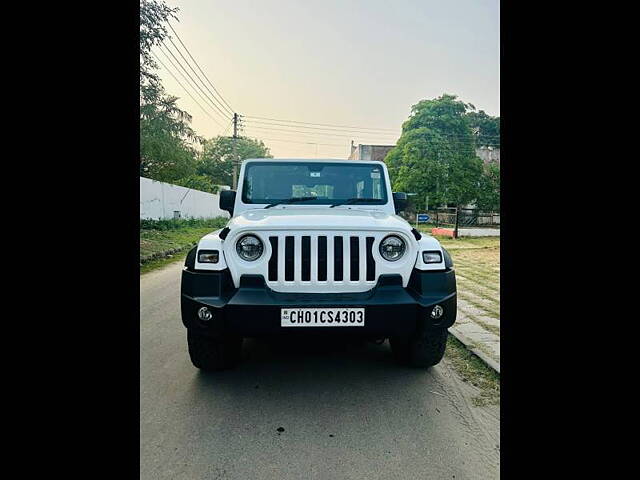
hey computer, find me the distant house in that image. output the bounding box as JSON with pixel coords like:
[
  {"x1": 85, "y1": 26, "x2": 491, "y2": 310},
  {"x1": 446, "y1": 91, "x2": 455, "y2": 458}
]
[
  {"x1": 348, "y1": 141, "x2": 500, "y2": 166},
  {"x1": 475, "y1": 145, "x2": 500, "y2": 165},
  {"x1": 348, "y1": 142, "x2": 395, "y2": 161}
]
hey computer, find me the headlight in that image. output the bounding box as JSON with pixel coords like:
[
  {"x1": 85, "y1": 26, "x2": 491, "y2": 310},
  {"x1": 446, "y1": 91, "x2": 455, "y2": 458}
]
[
  {"x1": 198, "y1": 250, "x2": 219, "y2": 263},
  {"x1": 379, "y1": 235, "x2": 406, "y2": 261},
  {"x1": 422, "y1": 251, "x2": 443, "y2": 263},
  {"x1": 236, "y1": 234, "x2": 264, "y2": 261}
]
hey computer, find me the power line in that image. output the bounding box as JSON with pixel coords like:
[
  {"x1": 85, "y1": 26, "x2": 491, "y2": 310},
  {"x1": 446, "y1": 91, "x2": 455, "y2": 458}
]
[
  {"x1": 244, "y1": 118, "x2": 499, "y2": 141},
  {"x1": 244, "y1": 115, "x2": 397, "y2": 132},
  {"x1": 163, "y1": 35, "x2": 234, "y2": 117},
  {"x1": 156, "y1": 45, "x2": 228, "y2": 124},
  {"x1": 221, "y1": 118, "x2": 234, "y2": 136},
  {"x1": 243, "y1": 125, "x2": 500, "y2": 146},
  {"x1": 242, "y1": 136, "x2": 348, "y2": 147},
  {"x1": 159, "y1": 42, "x2": 230, "y2": 121},
  {"x1": 244, "y1": 119, "x2": 401, "y2": 136},
  {"x1": 242, "y1": 124, "x2": 399, "y2": 140},
  {"x1": 151, "y1": 51, "x2": 226, "y2": 129},
  {"x1": 168, "y1": 21, "x2": 236, "y2": 115}
]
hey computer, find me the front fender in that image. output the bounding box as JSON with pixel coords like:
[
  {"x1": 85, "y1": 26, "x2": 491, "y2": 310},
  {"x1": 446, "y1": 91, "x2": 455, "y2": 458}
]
[
  {"x1": 414, "y1": 235, "x2": 448, "y2": 271},
  {"x1": 192, "y1": 229, "x2": 229, "y2": 271}
]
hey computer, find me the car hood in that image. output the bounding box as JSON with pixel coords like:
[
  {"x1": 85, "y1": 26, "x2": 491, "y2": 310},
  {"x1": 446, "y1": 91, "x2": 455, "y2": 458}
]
[{"x1": 227, "y1": 206, "x2": 412, "y2": 233}]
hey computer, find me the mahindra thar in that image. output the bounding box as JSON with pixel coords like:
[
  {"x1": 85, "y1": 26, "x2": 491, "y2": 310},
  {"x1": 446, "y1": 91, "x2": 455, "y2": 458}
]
[{"x1": 181, "y1": 159, "x2": 456, "y2": 370}]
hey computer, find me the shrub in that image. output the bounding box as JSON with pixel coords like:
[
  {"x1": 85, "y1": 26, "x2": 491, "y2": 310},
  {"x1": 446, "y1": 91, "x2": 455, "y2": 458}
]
[{"x1": 140, "y1": 217, "x2": 227, "y2": 231}]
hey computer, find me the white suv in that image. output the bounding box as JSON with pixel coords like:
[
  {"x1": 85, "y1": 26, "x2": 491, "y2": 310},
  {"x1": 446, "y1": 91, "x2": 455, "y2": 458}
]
[{"x1": 181, "y1": 158, "x2": 456, "y2": 370}]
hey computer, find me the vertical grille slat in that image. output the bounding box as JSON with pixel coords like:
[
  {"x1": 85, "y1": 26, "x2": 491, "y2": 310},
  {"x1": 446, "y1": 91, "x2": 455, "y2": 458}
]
[
  {"x1": 301, "y1": 236, "x2": 311, "y2": 281},
  {"x1": 350, "y1": 236, "x2": 359, "y2": 281},
  {"x1": 268, "y1": 237, "x2": 278, "y2": 281},
  {"x1": 343, "y1": 236, "x2": 351, "y2": 282},
  {"x1": 327, "y1": 234, "x2": 335, "y2": 281},
  {"x1": 318, "y1": 236, "x2": 327, "y2": 281},
  {"x1": 366, "y1": 237, "x2": 375, "y2": 281},
  {"x1": 334, "y1": 237, "x2": 343, "y2": 281},
  {"x1": 293, "y1": 235, "x2": 302, "y2": 283},
  {"x1": 359, "y1": 236, "x2": 367, "y2": 284},
  {"x1": 284, "y1": 236, "x2": 294, "y2": 281}
]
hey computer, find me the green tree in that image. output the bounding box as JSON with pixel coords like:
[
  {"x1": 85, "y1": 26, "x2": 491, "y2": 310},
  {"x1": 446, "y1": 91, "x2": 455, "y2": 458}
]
[
  {"x1": 475, "y1": 162, "x2": 500, "y2": 211},
  {"x1": 197, "y1": 136, "x2": 272, "y2": 187},
  {"x1": 465, "y1": 110, "x2": 500, "y2": 148},
  {"x1": 174, "y1": 174, "x2": 219, "y2": 194},
  {"x1": 139, "y1": 0, "x2": 202, "y2": 184},
  {"x1": 385, "y1": 94, "x2": 483, "y2": 210},
  {"x1": 140, "y1": 0, "x2": 176, "y2": 104}
]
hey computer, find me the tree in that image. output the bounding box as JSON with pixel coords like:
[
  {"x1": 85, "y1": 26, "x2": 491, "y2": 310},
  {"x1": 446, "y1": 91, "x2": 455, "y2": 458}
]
[
  {"x1": 385, "y1": 94, "x2": 483, "y2": 210},
  {"x1": 475, "y1": 162, "x2": 500, "y2": 211},
  {"x1": 175, "y1": 174, "x2": 219, "y2": 194},
  {"x1": 140, "y1": 0, "x2": 177, "y2": 106},
  {"x1": 139, "y1": 0, "x2": 202, "y2": 184},
  {"x1": 465, "y1": 110, "x2": 500, "y2": 148},
  {"x1": 197, "y1": 136, "x2": 272, "y2": 187}
]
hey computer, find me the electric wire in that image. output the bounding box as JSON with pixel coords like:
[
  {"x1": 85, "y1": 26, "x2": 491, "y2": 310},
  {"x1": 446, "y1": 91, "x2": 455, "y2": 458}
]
[
  {"x1": 151, "y1": 51, "x2": 226, "y2": 129},
  {"x1": 159, "y1": 43, "x2": 230, "y2": 121},
  {"x1": 168, "y1": 21, "x2": 236, "y2": 115}
]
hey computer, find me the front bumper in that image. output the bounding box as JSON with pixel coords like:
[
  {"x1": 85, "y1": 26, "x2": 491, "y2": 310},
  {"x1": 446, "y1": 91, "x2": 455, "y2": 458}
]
[{"x1": 181, "y1": 269, "x2": 456, "y2": 338}]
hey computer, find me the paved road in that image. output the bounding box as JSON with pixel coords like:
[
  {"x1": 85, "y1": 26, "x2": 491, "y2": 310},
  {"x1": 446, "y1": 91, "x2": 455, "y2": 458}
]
[{"x1": 141, "y1": 261, "x2": 500, "y2": 479}]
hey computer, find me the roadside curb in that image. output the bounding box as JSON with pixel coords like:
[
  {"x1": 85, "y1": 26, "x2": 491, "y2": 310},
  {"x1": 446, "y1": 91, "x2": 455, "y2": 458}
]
[{"x1": 448, "y1": 326, "x2": 500, "y2": 374}]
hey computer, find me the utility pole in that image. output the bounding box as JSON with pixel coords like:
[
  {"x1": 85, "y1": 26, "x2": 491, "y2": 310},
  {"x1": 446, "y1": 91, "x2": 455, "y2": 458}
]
[{"x1": 232, "y1": 113, "x2": 239, "y2": 190}]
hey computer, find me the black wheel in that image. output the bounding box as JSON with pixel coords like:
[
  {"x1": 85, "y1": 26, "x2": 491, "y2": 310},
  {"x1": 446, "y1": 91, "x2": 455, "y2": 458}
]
[
  {"x1": 390, "y1": 328, "x2": 448, "y2": 368},
  {"x1": 187, "y1": 330, "x2": 243, "y2": 371}
]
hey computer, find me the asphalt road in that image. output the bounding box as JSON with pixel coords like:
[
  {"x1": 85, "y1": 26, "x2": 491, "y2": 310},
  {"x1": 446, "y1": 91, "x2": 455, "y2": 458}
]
[{"x1": 141, "y1": 261, "x2": 500, "y2": 479}]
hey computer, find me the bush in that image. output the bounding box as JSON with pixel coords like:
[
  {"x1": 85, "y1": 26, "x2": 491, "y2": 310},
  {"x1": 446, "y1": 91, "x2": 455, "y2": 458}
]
[{"x1": 140, "y1": 217, "x2": 228, "y2": 231}]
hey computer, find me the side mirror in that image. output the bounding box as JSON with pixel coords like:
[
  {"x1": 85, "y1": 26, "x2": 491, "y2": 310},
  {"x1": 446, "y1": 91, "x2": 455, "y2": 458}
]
[
  {"x1": 220, "y1": 190, "x2": 236, "y2": 216},
  {"x1": 392, "y1": 192, "x2": 408, "y2": 214}
]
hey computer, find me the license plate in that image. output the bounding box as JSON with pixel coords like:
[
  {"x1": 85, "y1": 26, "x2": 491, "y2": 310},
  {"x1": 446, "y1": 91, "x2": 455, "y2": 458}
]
[{"x1": 281, "y1": 308, "x2": 365, "y2": 327}]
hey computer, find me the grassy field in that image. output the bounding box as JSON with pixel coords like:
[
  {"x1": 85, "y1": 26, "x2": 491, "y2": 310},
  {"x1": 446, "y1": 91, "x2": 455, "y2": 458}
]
[
  {"x1": 444, "y1": 335, "x2": 500, "y2": 406},
  {"x1": 418, "y1": 227, "x2": 501, "y2": 405},
  {"x1": 140, "y1": 218, "x2": 228, "y2": 274}
]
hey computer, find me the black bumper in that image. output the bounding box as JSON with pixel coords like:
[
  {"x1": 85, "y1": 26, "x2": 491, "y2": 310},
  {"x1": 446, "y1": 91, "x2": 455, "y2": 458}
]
[{"x1": 181, "y1": 269, "x2": 456, "y2": 338}]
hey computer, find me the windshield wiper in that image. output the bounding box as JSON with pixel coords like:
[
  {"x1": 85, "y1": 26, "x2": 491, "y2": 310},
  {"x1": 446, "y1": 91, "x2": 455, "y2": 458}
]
[
  {"x1": 329, "y1": 198, "x2": 380, "y2": 208},
  {"x1": 264, "y1": 197, "x2": 317, "y2": 209}
]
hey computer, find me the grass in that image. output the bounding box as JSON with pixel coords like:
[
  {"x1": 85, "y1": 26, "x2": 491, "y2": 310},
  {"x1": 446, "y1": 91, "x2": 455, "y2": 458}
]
[
  {"x1": 445, "y1": 335, "x2": 500, "y2": 406},
  {"x1": 422, "y1": 231, "x2": 500, "y2": 403},
  {"x1": 140, "y1": 217, "x2": 228, "y2": 274},
  {"x1": 139, "y1": 250, "x2": 191, "y2": 275}
]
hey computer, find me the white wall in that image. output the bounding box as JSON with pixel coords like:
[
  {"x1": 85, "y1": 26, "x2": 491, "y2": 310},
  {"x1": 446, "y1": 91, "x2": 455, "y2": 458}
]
[{"x1": 140, "y1": 177, "x2": 230, "y2": 220}]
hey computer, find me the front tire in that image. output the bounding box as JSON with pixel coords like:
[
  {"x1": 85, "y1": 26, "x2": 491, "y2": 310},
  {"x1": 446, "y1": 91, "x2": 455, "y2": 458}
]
[
  {"x1": 390, "y1": 328, "x2": 448, "y2": 368},
  {"x1": 187, "y1": 330, "x2": 243, "y2": 371}
]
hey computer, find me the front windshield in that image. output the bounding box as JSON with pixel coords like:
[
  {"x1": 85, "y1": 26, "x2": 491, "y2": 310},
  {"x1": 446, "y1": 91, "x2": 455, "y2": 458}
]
[{"x1": 241, "y1": 161, "x2": 388, "y2": 205}]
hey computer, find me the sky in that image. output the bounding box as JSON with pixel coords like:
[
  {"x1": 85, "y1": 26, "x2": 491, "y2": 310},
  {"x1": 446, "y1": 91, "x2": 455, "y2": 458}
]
[{"x1": 154, "y1": 0, "x2": 500, "y2": 158}]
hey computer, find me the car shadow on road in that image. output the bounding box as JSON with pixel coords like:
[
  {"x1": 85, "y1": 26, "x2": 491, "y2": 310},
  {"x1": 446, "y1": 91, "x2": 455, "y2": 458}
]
[{"x1": 186, "y1": 337, "x2": 449, "y2": 417}]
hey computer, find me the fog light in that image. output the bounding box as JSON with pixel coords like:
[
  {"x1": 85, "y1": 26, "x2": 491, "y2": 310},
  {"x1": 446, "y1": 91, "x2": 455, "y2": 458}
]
[
  {"x1": 197, "y1": 307, "x2": 213, "y2": 322},
  {"x1": 431, "y1": 305, "x2": 444, "y2": 320}
]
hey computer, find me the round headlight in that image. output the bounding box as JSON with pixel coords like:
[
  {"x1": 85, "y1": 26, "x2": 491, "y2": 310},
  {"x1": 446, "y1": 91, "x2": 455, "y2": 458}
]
[
  {"x1": 236, "y1": 234, "x2": 264, "y2": 261},
  {"x1": 379, "y1": 235, "x2": 406, "y2": 261}
]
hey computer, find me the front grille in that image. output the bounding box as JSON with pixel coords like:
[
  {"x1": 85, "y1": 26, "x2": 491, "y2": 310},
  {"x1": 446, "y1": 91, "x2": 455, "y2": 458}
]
[{"x1": 267, "y1": 233, "x2": 376, "y2": 286}]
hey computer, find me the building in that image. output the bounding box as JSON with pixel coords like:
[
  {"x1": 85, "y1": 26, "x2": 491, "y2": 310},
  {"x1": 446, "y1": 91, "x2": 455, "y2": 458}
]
[
  {"x1": 348, "y1": 142, "x2": 395, "y2": 161},
  {"x1": 475, "y1": 145, "x2": 500, "y2": 165},
  {"x1": 348, "y1": 141, "x2": 500, "y2": 166}
]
